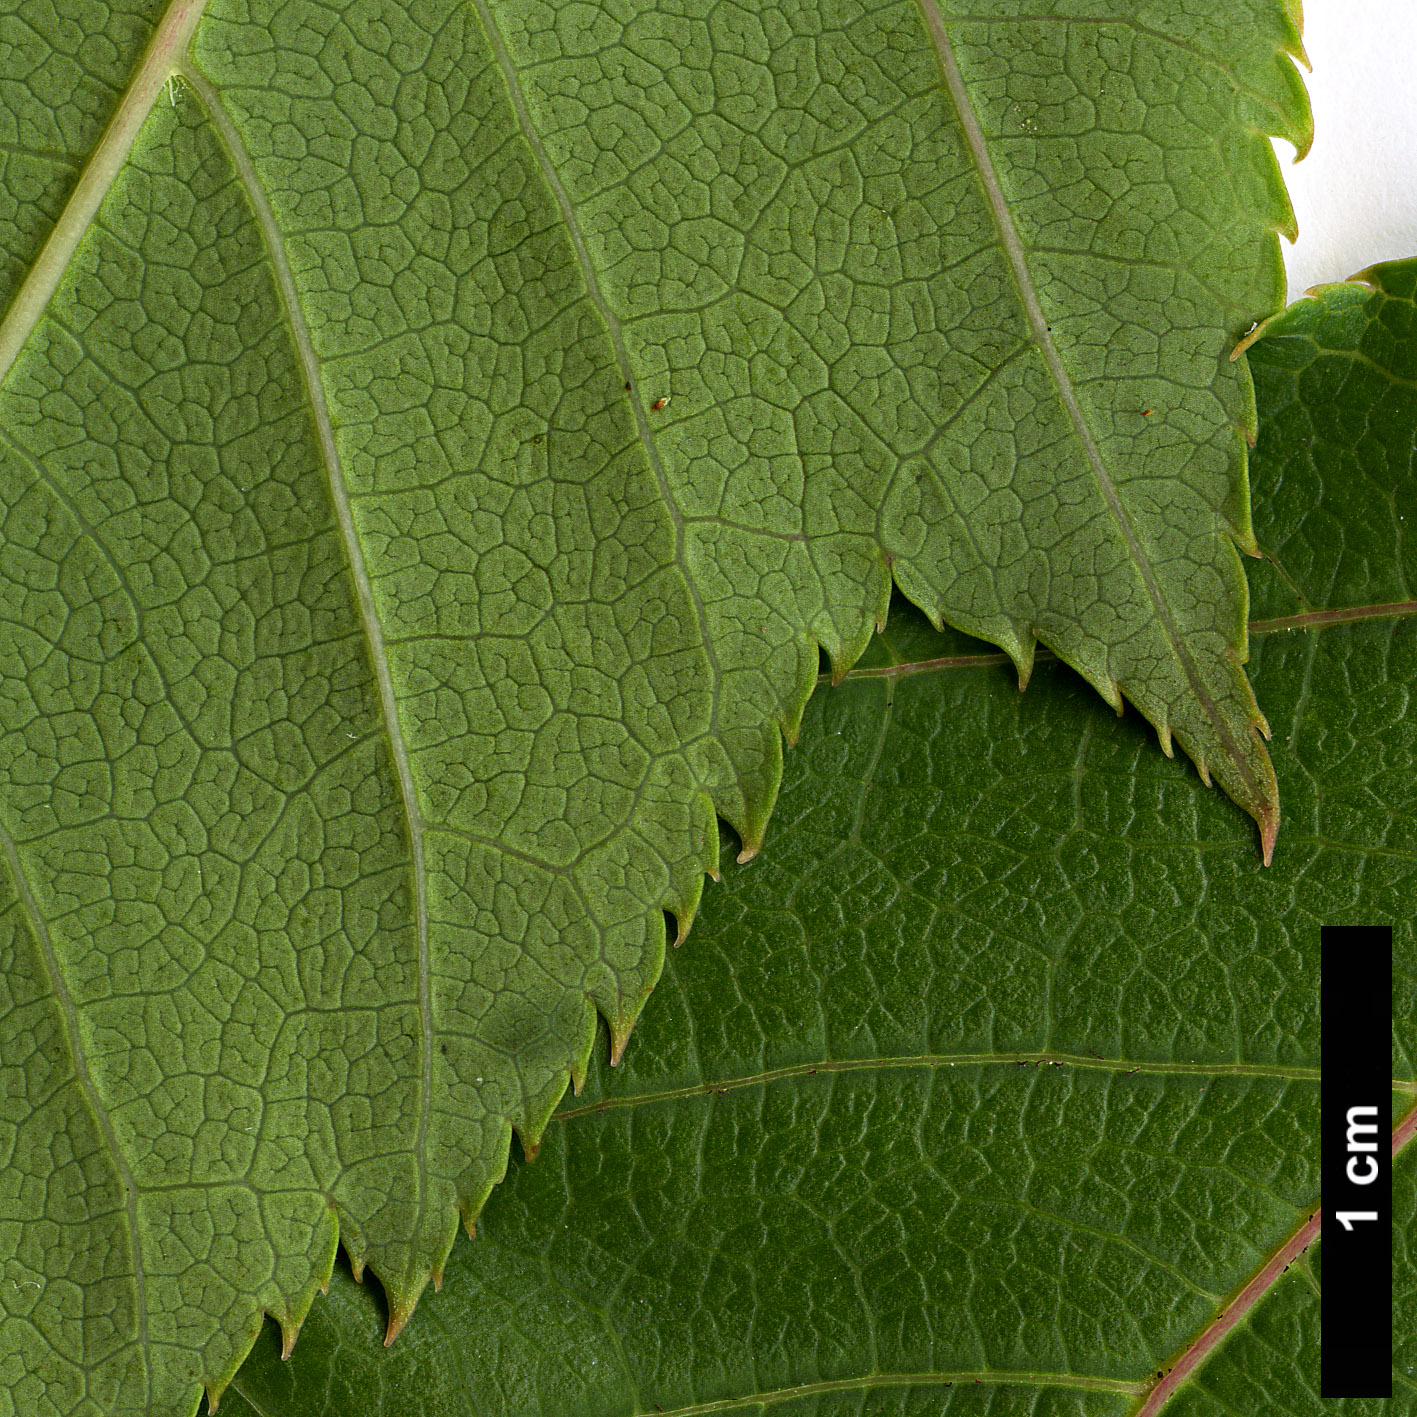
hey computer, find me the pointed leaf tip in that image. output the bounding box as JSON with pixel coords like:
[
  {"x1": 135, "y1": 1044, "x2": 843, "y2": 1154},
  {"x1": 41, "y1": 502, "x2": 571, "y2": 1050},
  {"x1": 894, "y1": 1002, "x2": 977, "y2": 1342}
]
[
  {"x1": 610, "y1": 1016, "x2": 635, "y2": 1066},
  {"x1": 280, "y1": 1323, "x2": 300, "y2": 1361},
  {"x1": 384, "y1": 1304, "x2": 413, "y2": 1347},
  {"x1": 1261, "y1": 810, "x2": 1277, "y2": 868}
]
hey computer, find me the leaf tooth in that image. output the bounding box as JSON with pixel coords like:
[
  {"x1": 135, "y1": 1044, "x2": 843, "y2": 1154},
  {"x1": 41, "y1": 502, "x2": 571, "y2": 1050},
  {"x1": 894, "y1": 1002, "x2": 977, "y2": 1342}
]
[
  {"x1": 1156, "y1": 716, "x2": 1174, "y2": 759},
  {"x1": 375, "y1": 1242, "x2": 449, "y2": 1349},
  {"x1": 514, "y1": 1117, "x2": 542, "y2": 1160},
  {"x1": 825, "y1": 606, "x2": 881, "y2": 687},
  {"x1": 383, "y1": 1299, "x2": 415, "y2": 1347},
  {"x1": 1230, "y1": 517, "x2": 1263, "y2": 559},
  {"x1": 1009, "y1": 627, "x2": 1037, "y2": 692},
  {"x1": 663, "y1": 826, "x2": 709, "y2": 946},
  {"x1": 1259, "y1": 803, "x2": 1279, "y2": 868},
  {"x1": 610, "y1": 1013, "x2": 635, "y2": 1067},
  {"x1": 823, "y1": 636, "x2": 852, "y2": 688},
  {"x1": 693, "y1": 789, "x2": 719, "y2": 884},
  {"x1": 1234, "y1": 671, "x2": 1273, "y2": 741},
  {"x1": 708, "y1": 725, "x2": 781, "y2": 871},
  {"x1": 279, "y1": 1318, "x2": 301, "y2": 1361},
  {"x1": 871, "y1": 553, "x2": 893, "y2": 638}
]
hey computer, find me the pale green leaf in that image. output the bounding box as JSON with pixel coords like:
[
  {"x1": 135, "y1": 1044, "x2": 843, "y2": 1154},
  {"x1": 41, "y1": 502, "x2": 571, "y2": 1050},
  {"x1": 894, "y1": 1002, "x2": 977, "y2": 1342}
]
[{"x1": 0, "y1": 2, "x2": 1309, "y2": 1412}]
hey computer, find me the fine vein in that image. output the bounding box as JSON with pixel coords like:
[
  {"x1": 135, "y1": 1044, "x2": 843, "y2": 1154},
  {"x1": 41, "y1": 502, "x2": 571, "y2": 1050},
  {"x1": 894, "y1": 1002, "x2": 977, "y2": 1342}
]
[
  {"x1": 0, "y1": 0, "x2": 210, "y2": 389},
  {"x1": 0, "y1": 824, "x2": 151, "y2": 1404},
  {"x1": 182, "y1": 64, "x2": 437, "y2": 1294},
  {"x1": 913, "y1": 0, "x2": 1265, "y2": 803}
]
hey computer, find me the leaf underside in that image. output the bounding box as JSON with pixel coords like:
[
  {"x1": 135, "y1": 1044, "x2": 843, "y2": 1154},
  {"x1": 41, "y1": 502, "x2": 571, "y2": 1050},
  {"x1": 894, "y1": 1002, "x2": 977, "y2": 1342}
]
[
  {"x1": 232, "y1": 263, "x2": 1417, "y2": 1416},
  {"x1": 0, "y1": 2, "x2": 1310, "y2": 1412}
]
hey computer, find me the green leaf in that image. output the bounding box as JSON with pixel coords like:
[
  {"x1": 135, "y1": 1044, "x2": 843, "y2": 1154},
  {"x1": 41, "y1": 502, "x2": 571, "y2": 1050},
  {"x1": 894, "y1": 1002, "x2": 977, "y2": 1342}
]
[
  {"x1": 0, "y1": 1, "x2": 1310, "y2": 1411},
  {"x1": 224, "y1": 263, "x2": 1417, "y2": 1413}
]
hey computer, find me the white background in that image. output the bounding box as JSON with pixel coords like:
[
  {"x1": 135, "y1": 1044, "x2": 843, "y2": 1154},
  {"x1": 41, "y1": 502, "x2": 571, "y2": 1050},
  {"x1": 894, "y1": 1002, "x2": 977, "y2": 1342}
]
[{"x1": 1277, "y1": 0, "x2": 1417, "y2": 300}]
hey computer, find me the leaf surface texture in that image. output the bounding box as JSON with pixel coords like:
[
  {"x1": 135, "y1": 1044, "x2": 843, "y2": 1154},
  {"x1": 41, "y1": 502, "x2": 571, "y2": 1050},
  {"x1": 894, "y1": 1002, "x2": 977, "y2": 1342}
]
[
  {"x1": 0, "y1": 2, "x2": 1310, "y2": 1411},
  {"x1": 230, "y1": 261, "x2": 1417, "y2": 1416}
]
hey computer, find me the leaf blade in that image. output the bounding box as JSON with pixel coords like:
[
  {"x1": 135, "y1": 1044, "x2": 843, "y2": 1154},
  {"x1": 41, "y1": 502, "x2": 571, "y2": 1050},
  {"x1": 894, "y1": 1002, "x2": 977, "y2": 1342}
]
[
  {"x1": 227, "y1": 260, "x2": 1417, "y2": 1417},
  {"x1": 0, "y1": 3, "x2": 1318, "y2": 1410}
]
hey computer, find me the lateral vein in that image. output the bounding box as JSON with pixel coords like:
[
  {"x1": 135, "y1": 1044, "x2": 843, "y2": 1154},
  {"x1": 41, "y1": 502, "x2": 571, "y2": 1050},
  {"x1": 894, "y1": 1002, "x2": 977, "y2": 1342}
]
[
  {"x1": 0, "y1": 0, "x2": 210, "y2": 390},
  {"x1": 555, "y1": 1051, "x2": 1322, "y2": 1120},
  {"x1": 182, "y1": 65, "x2": 437, "y2": 1285},
  {"x1": 0, "y1": 823, "x2": 152, "y2": 1406},
  {"x1": 470, "y1": 0, "x2": 725, "y2": 731},
  {"x1": 824, "y1": 598, "x2": 1417, "y2": 686},
  {"x1": 649, "y1": 1369, "x2": 1146, "y2": 1417},
  {"x1": 912, "y1": 0, "x2": 1265, "y2": 804}
]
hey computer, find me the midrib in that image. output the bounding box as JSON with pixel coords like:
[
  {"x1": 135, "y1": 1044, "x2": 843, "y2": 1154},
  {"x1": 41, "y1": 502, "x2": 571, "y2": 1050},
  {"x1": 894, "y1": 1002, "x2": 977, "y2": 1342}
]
[
  {"x1": 0, "y1": 0, "x2": 210, "y2": 389},
  {"x1": 180, "y1": 66, "x2": 437, "y2": 1283},
  {"x1": 912, "y1": 1, "x2": 1265, "y2": 802}
]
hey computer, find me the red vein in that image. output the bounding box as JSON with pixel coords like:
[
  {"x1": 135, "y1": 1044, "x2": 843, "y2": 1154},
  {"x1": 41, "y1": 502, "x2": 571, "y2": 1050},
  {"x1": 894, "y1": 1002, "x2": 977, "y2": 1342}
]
[
  {"x1": 825, "y1": 601, "x2": 1417, "y2": 686},
  {"x1": 1249, "y1": 601, "x2": 1417, "y2": 634},
  {"x1": 1393, "y1": 1100, "x2": 1417, "y2": 1155},
  {"x1": 1133, "y1": 1101, "x2": 1417, "y2": 1415}
]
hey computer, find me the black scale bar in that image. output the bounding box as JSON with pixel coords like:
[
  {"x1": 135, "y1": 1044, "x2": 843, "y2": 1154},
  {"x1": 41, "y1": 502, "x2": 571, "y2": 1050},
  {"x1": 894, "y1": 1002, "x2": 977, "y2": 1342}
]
[{"x1": 1322, "y1": 924, "x2": 1393, "y2": 1399}]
